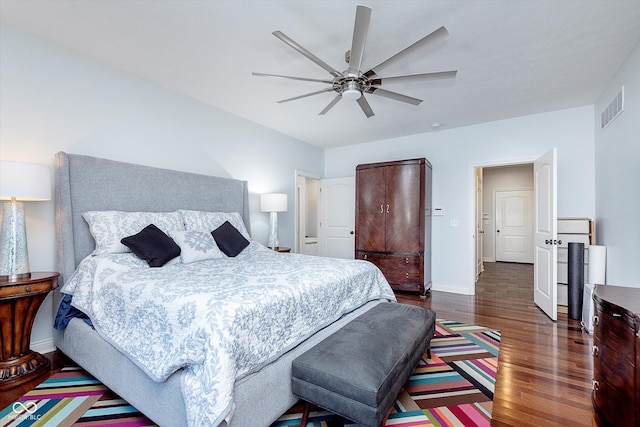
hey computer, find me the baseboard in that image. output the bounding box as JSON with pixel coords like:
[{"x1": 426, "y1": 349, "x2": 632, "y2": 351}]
[
  {"x1": 31, "y1": 338, "x2": 56, "y2": 354},
  {"x1": 431, "y1": 282, "x2": 474, "y2": 295}
]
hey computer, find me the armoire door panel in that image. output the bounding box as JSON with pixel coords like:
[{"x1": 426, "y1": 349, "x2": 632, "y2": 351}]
[
  {"x1": 355, "y1": 166, "x2": 386, "y2": 251},
  {"x1": 385, "y1": 164, "x2": 423, "y2": 253}
]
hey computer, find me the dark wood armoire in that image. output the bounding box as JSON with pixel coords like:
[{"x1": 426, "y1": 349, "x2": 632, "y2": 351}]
[{"x1": 355, "y1": 158, "x2": 432, "y2": 294}]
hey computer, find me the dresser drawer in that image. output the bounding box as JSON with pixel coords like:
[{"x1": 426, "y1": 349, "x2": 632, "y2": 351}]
[
  {"x1": 594, "y1": 307, "x2": 636, "y2": 364},
  {"x1": 593, "y1": 336, "x2": 635, "y2": 402},
  {"x1": 593, "y1": 375, "x2": 635, "y2": 427},
  {"x1": 0, "y1": 281, "x2": 53, "y2": 299}
]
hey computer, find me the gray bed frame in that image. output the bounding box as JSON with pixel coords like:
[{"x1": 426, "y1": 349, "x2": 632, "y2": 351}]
[{"x1": 53, "y1": 152, "x2": 380, "y2": 427}]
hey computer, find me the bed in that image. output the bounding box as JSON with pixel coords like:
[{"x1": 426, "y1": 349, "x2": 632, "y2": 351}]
[{"x1": 52, "y1": 152, "x2": 395, "y2": 427}]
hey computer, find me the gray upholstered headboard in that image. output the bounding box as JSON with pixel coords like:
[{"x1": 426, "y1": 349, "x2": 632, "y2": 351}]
[{"x1": 54, "y1": 152, "x2": 250, "y2": 284}]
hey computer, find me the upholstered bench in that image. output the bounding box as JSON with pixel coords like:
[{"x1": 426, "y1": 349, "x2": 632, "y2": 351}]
[{"x1": 291, "y1": 302, "x2": 436, "y2": 427}]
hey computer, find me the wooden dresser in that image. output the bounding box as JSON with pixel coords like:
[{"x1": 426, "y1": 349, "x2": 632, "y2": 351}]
[
  {"x1": 592, "y1": 285, "x2": 640, "y2": 427},
  {"x1": 355, "y1": 158, "x2": 432, "y2": 294}
]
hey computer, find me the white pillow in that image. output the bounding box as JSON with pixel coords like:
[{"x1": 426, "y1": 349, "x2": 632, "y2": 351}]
[
  {"x1": 179, "y1": 210, "x2": 251, "y2": 239},
  {"x1": 83, "y1": 211, "x2": 184, "y2": 255},
  {"x1": 169, "y1": 230, "x2": 225, "y2": 264}
]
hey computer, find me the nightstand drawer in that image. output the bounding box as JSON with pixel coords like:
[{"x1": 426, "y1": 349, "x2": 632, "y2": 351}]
[{"x1": 0, "y1": 281, "x2": 53, "y2": 299}]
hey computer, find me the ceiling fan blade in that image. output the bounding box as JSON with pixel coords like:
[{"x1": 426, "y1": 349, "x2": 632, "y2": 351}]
[
  {"x1": 366, "y1": 87, "x2": 423, "y2": 105},
  {"x1": 319, "y1": 95, "x2": 342, "y2": 115},
  {"x1": 364, "y1": 26, "x2": 449, "y2": 78},
  {"x1": 347, "y1": 5, "x2": 372, "y2": 75},
  {"x1": 252, "y1": 72, "x2": 333, "y2": 84},
  {"x1": 369, "y1": 70, "x2": 457, "y2": 86},
  {"x1": 277, "y1": 88, "x2": 334, "y2": 103},
  {"x1": 272, "y1": 31, "x2": 342, "y2": 78},
  {"x1": 357, "y1": 95, "x2": 375, "y2": 118}
]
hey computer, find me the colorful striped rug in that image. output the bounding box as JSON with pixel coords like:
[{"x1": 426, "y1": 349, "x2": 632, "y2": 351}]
[
  {"x1": 0, "y1": 368, "x2": 155, "y2": 427},
  {"x1": 271, "y1": 319, "x2": 500, "y2": 427},
  {"x1": 0, "y1": 319, "x2": 499, "y2": 427}
]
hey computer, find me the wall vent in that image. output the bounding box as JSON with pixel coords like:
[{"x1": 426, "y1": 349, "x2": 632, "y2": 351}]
[{"x1": 600, "y1": 86, "x2": 624, "y2": 130}]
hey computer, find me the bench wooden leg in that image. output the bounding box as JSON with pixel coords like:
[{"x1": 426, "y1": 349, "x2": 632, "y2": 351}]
[
  {"x1": 382, "y1": 411, "x2": 390, "y2": 426},
  {"x1": 299, "y1": 400, "x2": 310, "y2": 427}
]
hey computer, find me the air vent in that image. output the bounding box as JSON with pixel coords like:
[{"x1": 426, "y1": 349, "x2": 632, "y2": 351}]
[{"x1": 600, "y1": 86, "x2": 624, "y2": 130}]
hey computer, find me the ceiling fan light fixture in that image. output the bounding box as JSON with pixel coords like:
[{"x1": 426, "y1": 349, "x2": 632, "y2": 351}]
[
  {"x1": 342, "y1": 80, "x2": 362, "y2": 101},
  {"x1": 255, "y1": 6, "x2": 457, "y2": 117}
]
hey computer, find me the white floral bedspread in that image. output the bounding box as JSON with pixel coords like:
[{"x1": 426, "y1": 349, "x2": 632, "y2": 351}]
[{"x1": 63, "y1": 242, "x2": 395, "y2": 426}]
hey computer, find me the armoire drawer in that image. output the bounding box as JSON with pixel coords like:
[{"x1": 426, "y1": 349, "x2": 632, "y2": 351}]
[
  {"x1": 356, "y1": 251, "x2": 382, "y2": 263},
  {"x1": 379, "y1": 265, "x2": 421, "y2": 285},
  {"x1": 378, "y1": 255, "x2": 421, "y2": 269},
  {"x1": 356, "y1": 252, "x2": 422, "y2": 285}
]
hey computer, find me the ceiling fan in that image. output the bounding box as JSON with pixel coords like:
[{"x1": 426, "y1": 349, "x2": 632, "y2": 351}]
[{"x1": 253, "y1": 5, "x2": 457, "y2": 118}]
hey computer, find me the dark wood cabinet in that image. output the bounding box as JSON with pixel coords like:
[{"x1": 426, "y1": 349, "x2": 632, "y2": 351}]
[
  {"x1": 592, "y1": 285, "x2": 640, "y2": 427},
  {"x1": 355, "y1": 158, "x2": 432, "y2": 294}
]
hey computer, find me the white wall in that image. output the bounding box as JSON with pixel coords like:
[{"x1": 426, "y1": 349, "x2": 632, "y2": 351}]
[
  {"x1": 594, "y1": 40, "x2": 640, "y2": 288},
  {"x1": 481, "y1": 164, "x2": 534, "y2": 262},
  {"x1": 0, "y1": 25, "x2": 324, "y2": 348},
  {"x1": 325, "y1": 105, "x2": 595, "y2": 294}
]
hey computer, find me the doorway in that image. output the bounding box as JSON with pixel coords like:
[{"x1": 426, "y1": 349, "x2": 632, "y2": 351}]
[
  {"x1": 474, "y1": 163, "x2": 534, "y2": 293},
  {"x1": 295, "y1": 171, "x2": 320, "y2": 255}
]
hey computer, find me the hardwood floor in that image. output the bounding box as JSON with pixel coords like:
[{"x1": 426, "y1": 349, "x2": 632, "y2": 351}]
[
  {"x1": 2, "y1": 263, "x2": 596, "y2": 426},
  {"x1": 398, "y1": 261, "x2": 596, "y2": 427},
  {"x1": 475, "y1": 261, "x2": 534, "y2": 302}
]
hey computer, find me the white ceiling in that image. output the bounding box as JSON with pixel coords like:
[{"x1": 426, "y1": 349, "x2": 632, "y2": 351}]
[{"x1": 2, "y1": 0, "x2": 640, "y2": 149}]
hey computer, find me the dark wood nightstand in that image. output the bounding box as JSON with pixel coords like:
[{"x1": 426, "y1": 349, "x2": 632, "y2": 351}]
[
  {"x1": 0, "y1": 272, "x2": 59, "y2": 390},
  {"x1": 269, "y1": 247, "x2": 291, "y2": 253}
]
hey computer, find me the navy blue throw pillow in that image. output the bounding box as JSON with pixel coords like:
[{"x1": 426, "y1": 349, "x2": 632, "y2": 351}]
[
  {"x1": 211, "y1": 220, "x2": 249, "y2": 257},
  {"x1": 121, "y1": 223, "x2": 181, "y2": 267}
]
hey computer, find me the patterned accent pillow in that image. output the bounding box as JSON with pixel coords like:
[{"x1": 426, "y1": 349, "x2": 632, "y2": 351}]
[
  {"x1": 169, "y1": 230, "x2": 226, "y2": 264},
  {"x1": 179, "y1": 210, "x2": 250, "y2": 239},
  {"x1": 121, "y1": 224, "x2": 181, "y2": 267},
  {"x1": 83, "y1": 211, "x2": 184, "y2": 255}
]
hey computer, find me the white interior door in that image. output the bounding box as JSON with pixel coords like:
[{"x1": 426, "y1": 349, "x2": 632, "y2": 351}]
[
  {"x1": 534, "y1": 148, "x2": 558, "y2": 320},
  {"x1": 318, "y1": 177, "x2": 355, "y2": 259},
  {"x1": 495, "y1": 190, "x2": 534, "y2": 263}
]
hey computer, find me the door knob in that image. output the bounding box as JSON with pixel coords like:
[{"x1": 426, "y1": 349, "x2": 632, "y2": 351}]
[
  {"x1": 496, "y1": 230, "x2": 500, "y2": 233},
  {"x1": 349, "y1": 231, "x2": 354, "y2": 235}
]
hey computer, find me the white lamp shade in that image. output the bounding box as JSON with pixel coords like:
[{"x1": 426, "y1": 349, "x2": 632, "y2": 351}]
[
  {"x1": 260, "y1": 193, "x2": 287, "y2": 212},
  {"x1": 0, "y1": 160, "x2": 51, "y2": 201}
]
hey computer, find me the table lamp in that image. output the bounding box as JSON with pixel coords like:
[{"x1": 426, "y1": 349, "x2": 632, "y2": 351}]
[
  {"x1": 0, "y1": 160, "x2": 51, "y2": 280},
  {"x1": 260, "y1": 193, "x2": 287, "y2": 249}
]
